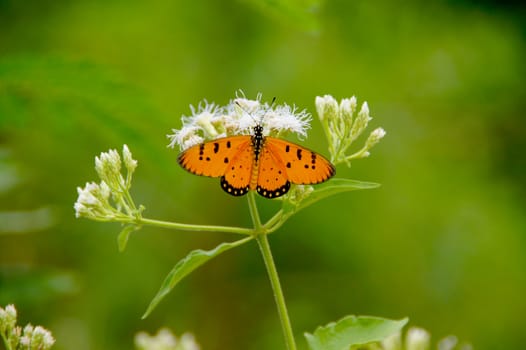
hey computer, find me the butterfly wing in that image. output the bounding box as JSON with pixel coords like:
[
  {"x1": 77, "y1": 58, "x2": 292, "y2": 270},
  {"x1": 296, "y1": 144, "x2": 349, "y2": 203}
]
[
  {"x1": 177, "y1": 136, "x2": 254, "y2": 196},
  {"x1": 255, "y1": 144, "x2": 291, "y2": 198},
  {"x1": 264, "y1": 137, "x2": 335, "y2": 185},
  {"x1": 220, "y1": 140, "x2": 255, "y2": 196},
  {"x1": 178, "y1": 136, "x2": 251, "y2": 177}
]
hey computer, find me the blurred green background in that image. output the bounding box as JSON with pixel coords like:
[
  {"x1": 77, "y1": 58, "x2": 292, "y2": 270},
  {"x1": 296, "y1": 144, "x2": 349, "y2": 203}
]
[{"x1": 1, "y1": 0, "x2": 525, "y2": 349}]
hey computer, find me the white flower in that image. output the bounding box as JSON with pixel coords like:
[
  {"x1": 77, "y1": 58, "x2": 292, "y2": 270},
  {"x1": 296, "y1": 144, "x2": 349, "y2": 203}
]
[
  {"x1": 134, "y1": 328, "x2": 200, "y2": 350},
  {"x1": 437, "y1": 335, "x2": 458, "y2": 350},
  {"x1": 362, "y1": 127, "x2": 387, "y2": 157},
  {"x1": 168, "y1": 92, "x2": 313, "y2": 151},
  {"x1": 350, "y1": 101, "x2": 372, "y2": 141},
  {"x1": 167, "y1": 125, "x2": 204, "y2": 150},
  {"x1": 315, "y1": 94, "x2": 384, "y2": 165},
  {"x1": 2, "y1": 304, "x2": 18, "y2": 331},
  {"x1": 178, "y1": 333, "x2": 200, "y2": 350},
  {"x1": 406, "y1": 327, "x2": 430, "y2": 350},
  {"x1": 0, "y1": 305, "x2": 55, "y2": 350},
  {"x1": 95, "y1": 149, "x2": 125, "y2": 192},
  {"x1": 234, "y1": 91, "x2": 261, "y2": 113},
  {"x1": 123, "y1": 144, "x2": 138, "y2": 173},
  {"x1": 20, "y1": 334, "x2": 31, "y2": 346},
  {"x1": 74, "y1": 145, "x2": 142, "y2": 223},
  {"x1": 315, "y1": 95, "x2": 338, "y2": 121},
  {"x1": 382, "y1": 331, "x2": 402, "y2": 350},
  {"x1": 74, "y1": 181, "x2": 115, "y2": 220},
  {"x1": 339, "y1": 96, "x2": 357, "y2": 121},
  {"x1": 263, "y1": 104, "x2": 311, "y2": 138},
  {"x1": 31, "y1": 325, "x2": 55, "y2": 348}
]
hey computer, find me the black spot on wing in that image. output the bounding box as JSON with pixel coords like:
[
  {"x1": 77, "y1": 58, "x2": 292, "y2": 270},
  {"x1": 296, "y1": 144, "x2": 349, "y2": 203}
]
[{"x1": 297, "y1": 149, "x2": 302, "y2": 160}]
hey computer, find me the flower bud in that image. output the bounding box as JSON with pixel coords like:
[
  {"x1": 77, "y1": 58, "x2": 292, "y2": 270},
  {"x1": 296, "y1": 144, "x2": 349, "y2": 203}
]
[
  {"x1": 123, "y1": 144, "x2": 138, "y2": 173},
  {"x1": 382, "y1": 332, "x2": 402, "y2": 350},
  {"x1": 406, "y1": 327, "x2": 430, "y2": 350},
  {"x1": 315, "y1": 95, "x2": 338, "y2": 121},
  {"x1": 339, "y1": 96, "x2": 357, "y2": 122}
]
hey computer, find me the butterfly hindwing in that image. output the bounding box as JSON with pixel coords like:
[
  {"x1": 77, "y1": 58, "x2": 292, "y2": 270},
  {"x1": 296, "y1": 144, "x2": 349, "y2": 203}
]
[
  {"x1": 221, "y1": 142, "x2": 255, "y2": 196},
  {"x1": 256, "y1": 145, "x2": 291, "y2": 198},
  {"x1": 177, "y1": 136, "x2": 252, "y2": 177},
  {"x1": 264, "y1": 137, "x2": 335, "y2": 185}
]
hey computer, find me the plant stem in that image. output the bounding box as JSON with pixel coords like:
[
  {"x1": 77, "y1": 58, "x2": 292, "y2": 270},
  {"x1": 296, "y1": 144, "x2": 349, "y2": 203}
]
[
  {"x1": 137, "y1": 217, "x2": 253, "y2": 235},
  {"x1": 1, "y1": 338, "x2": 8, "y2": 350},
  {"x1": 256, "y1": 234, "x2": 297, "y2": 350},
  {"x1": 247, "y1": 193, "x2": 296, "y2": 350},
  {"x1": 247, "y1": 191, "x2": 263, "y2": 231}
]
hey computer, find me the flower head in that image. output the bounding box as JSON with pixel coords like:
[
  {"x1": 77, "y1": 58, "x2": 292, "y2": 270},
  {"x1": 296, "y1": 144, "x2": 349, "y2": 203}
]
[
  {"x1": 134, "y1": 328, "x2": 200, "y2": 350},
  {"x1": 168, "y1": 91, "x2": 312, "y2": 151},
  {"x1": 0, "y1": 304, "x2": 17, "y2": 334},
  {"x1": 74, "y1": 181, "x2": 115, "y2": 220},
  {"x1": 406, "y1": 327, "x2": 430, "y2": 350},
  {"x1": 315, "y1": 95, "x2": 338, "y2": 122},
  {"x1": 315, "y1": 94, "x2": 385, "y2": 165},
  {"x1": 74, "y1": 145, "x2": 142, "y2": 222},
  {"x1": 0, "y1": 305, "x2": 55, "y2": 350}
]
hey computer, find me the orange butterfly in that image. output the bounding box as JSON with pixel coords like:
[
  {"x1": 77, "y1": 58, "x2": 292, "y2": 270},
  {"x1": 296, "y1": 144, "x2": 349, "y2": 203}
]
[{"x1": 178, "y1": 124, "x2": 335, "y2": 198}]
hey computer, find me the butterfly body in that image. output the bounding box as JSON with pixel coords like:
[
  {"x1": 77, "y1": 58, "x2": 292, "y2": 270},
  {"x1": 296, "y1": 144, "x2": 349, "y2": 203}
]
[{"x1": 178, "y1": 125, "x2": 335, "y2": 198}]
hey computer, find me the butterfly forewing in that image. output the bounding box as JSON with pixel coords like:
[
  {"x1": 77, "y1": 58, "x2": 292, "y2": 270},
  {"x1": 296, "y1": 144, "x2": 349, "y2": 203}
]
[
  {"x1": 177, "y1": 136, "x2": 252, "y2": 177},
  {"x1": 264, "y1": 137, "x2": 335, "y2": 185}
]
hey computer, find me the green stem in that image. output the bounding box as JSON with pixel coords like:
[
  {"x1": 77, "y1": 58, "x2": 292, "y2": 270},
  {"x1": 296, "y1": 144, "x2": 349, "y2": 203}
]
[
  {"x1": 1, "y1": 334, "x2": 11, "y2": 350},
  {"x1": 137, "y1": 217, "x2": 253, "y2": 235},
  {"x1": 247, "y1": 191, "x2": 263, "y2": 231},
  {"x1": 247, "y1": 192, "x2": 296, "y2": 350},
  {"x1": 263, "y1": 209, "x2": 283, "y2": 231},
  {"x1": 256, "y1": 234, "x2": 297, "y2": 350}
]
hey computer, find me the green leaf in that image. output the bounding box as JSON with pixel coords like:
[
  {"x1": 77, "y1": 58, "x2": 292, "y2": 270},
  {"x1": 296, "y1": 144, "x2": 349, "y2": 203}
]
[
  {"x1": 117, "y1": 224, "x2": 139, "y2": 252},
  {"x1": 283, "y1": 178, "x2": 380, "y2": 217},
  {"x1": 142, "y1": 236, "x2": 253, "y2": 319},
  {"x1": 304, "y1": 315, "x2": 408, "y2": 350}
]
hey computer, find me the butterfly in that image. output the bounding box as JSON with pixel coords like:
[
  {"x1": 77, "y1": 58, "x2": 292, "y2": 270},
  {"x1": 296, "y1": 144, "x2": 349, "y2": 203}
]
[{"x1": 178, "y1": 124, "x2": 335, "y2": 198}]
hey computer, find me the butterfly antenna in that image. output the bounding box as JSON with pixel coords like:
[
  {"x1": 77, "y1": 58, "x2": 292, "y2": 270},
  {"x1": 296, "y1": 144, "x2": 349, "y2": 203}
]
[
  {"x1": 235, "y1": 96, "x2": 277, "y2": 126},
  {"x1": 235, "y1": 101, "x2": 258, "y2": 123},
  {"x1": 259, "y1": 96, "x2": 277, "y2": 125}
]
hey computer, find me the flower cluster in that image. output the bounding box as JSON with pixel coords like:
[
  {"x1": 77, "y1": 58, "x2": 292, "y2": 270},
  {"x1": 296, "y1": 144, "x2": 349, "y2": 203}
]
[
  {"x1": 135, "y1": 328, "x2": 200, "y2": 350},
  {"x1": 74, "y1": 145, "x2": 142, "y2": 222},
  {"x1": 0, "y1": 304, "x2": 55, "y2": 350},
  {"x1": 167, "y1": 92, "x2": 311, "y2": 151},
  {"x1": 355, "y1": 326, "x2": 472, "y2": 350},
  {"x1": 315, "y1": 95, "x2": 386, "y2": 165}
]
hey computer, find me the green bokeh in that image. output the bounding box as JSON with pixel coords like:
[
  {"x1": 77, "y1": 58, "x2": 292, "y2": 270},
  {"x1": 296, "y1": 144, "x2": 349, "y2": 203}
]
[{"x1": 1, "y1": 1, "x2": 525, "y2": 349}]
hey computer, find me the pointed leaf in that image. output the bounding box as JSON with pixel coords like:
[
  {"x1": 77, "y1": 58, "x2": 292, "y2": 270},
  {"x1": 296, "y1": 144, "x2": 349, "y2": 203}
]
[
  {"x1": 305, "y1": 315, "x2": 408, "y2": 350},
  {"x1": 142, "y1": 236, "x2": 253, "y2": 318},
  {"x1": 283, "y1": 178, "x2": 380, "y2": 217},
  {"x1": 117, "y1": 224, "x2": 138, "y2": 252}
]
